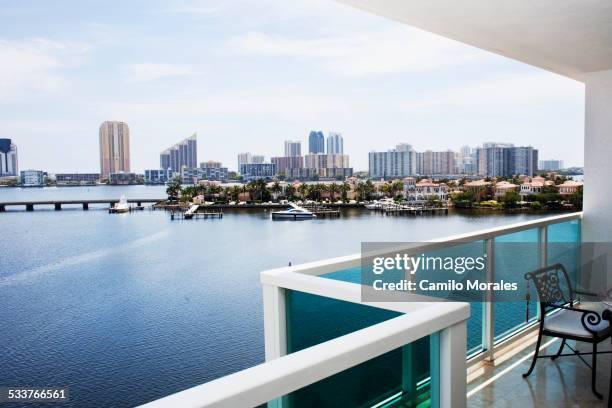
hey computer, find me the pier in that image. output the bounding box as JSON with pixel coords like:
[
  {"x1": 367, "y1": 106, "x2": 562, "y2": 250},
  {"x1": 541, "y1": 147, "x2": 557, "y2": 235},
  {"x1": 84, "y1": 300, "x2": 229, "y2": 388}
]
[
  {"x1": 301, "y1": 204, "x2": 341, "y2": 218},
  {"x1": 170, "y1": 205, "x2": 223, "y2": 220},
  {"x1": 0, "y1": 198, "x2": 164, "y2": 212},
  {"x1": 376, "y1": 203, "x2": 449, "y2": 215}
]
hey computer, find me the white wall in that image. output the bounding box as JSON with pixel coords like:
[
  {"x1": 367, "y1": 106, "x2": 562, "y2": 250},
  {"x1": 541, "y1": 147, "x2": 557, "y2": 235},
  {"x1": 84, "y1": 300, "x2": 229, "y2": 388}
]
[{"x1": 583, "y1": 69, "x2": 612, "y2": 242}]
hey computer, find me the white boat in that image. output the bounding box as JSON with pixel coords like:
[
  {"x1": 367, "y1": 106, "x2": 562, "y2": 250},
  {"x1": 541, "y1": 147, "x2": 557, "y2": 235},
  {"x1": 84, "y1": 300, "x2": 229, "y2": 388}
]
[
  {"x1": 365, "y1": 198, "x2": 394, "y2": 210},
  {"x1": 272, "y1": 204, "x2": 316, "y2": 220},
  {"x1": 112, "y1": 195, "x2": 130, "y2": 213}
]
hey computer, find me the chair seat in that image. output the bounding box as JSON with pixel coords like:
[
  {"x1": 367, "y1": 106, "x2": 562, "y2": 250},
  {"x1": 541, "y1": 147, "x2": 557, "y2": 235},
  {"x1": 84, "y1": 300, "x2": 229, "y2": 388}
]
[{"x1": 544, "y1": 304, "x2": 611, "y2": 340}]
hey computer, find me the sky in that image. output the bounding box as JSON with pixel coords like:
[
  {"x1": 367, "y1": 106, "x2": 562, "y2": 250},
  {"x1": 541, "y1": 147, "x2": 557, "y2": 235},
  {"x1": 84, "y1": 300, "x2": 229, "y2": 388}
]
[{"x1": 0, "y1": 0, "x2": 585, "y2": 172}]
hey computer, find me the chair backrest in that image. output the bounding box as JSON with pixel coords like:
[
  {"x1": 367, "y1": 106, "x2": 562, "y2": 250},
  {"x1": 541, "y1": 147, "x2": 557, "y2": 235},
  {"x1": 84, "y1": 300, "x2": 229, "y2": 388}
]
[{"x1": 524, "y1": 263, "x2": 574, "y2": 310}]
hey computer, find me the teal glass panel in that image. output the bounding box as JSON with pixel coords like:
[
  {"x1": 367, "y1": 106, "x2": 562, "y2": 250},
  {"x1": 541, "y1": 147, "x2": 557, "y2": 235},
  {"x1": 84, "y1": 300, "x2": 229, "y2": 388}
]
[
  {"x1": 547, "y1": 219, "x2": 580, "y2": 289},
  {"x1": 286, "y1": 290, "x2": 400, "y2": 352},
  {"x1": 493, "y1": 228, "x2": 539, "y2": 341},
  {"x1": 285, "y1": 291, "x2": 433, "y2": 407},
  {"x1": 286, "y1": 339, "x2": 431, "y2": 408}
]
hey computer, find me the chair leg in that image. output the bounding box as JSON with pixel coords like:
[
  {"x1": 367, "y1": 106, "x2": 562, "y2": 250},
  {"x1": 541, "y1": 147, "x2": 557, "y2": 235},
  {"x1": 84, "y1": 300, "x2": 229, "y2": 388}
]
[
  {"x1": 592, "y1": 342, "x2": 603, "y2": 399},
  {"x1": 523, "y1": 331, "x2": 543, "y2": 377},
  {"x1": 551, "y1": 339, "x2": 566, "y2": 360}
]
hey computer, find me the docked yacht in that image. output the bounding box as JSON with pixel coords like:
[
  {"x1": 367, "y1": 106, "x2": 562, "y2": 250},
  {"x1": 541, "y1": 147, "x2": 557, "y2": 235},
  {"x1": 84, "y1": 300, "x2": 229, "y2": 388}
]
[
  {"x1": 112, "y1": 195, "x2": 130, "y2": 213},
  {"x1": 271, "y1": 204, "x2": 316, "y2": 220}
]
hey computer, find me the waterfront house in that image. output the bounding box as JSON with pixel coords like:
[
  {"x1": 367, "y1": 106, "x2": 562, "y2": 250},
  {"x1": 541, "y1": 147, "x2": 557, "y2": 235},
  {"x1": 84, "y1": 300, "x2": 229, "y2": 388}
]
[
  {"x1": 143, "y1": 2, "x2": 612, "y2": 407},
  {"x1": 519, "y1": 176, "x2": 555, "y2": 197},
  {"x1": 558, "y1": 180, "x2": 584, "y2": 195},
  {"x1": 463, "y1": 179, "x2": 491, "y2": 193},
  {"x1": 493, "y1": 180, "x2": 519, "y2": 199},
  {"x1": 404, "y1": 178, "x2": 449, "y2": 202}
]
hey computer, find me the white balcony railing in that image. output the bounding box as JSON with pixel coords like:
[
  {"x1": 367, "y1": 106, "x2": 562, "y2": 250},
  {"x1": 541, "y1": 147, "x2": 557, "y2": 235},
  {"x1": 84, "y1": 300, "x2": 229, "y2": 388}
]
[{"x1": 140, "y1": 212, "x2": 581, "y2": 408}]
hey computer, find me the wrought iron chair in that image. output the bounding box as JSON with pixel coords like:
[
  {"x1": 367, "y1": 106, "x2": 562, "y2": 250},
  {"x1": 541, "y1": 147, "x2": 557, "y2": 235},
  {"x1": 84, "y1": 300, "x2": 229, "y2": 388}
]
[{"x1": 523, "y1": 263, "x2": 611, "y2": 399}]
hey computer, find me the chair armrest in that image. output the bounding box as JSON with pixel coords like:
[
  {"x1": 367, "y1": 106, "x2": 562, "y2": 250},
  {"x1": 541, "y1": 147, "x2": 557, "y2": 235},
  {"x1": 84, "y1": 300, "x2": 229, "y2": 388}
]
[{"x1": 551, "y1": 304, "x2": 604, "y2": 335}]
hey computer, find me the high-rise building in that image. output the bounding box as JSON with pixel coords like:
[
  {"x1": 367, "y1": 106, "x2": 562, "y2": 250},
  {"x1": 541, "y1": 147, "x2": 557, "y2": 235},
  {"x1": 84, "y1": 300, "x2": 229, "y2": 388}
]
[
  {"x1": 539, "y1": 159, "x2": 564, "y2": 171},
  {"x1": 369, "y1": 146, "x2": 416, "y2": 179},
  {"x1": 416, "y1": 150, "x2": 456, "y2": 175},
  {"x1": 200, "y1": 160, "x2": 223, "y2": 169},
  {"x1": 159, "y1": 134, "x2": 197, "y2": 174},
  {"x1": 239, "y1": 163, "x2": 276, "y2": 180},
  {"x1": 252, "y1": 155, "x2": 265, "y2": 164},
  {"x1": 304, "y1": 153, "x2": 350, "y2": 170},
  {"x1": 458, "y1": 146, "x2": 476, "y2": 174},
  {"x1": 284, "y1": 141, "x2": 302, "y2": 157},
  {"x1": 237, "y1": 153, "x2": 252, "y2": 171},
  {"x1": 308, "y1": 131, "x2": 325, "y2": 154},
  {"x1": 271, "y1": 156, "x2": 304, "y2": 174},
  {"x1": 326, "y1": 132, "x2": 343, "y2": 155},
  {"x1": 476, "y1": 144, "x2": 538, "y2": 177},
  {"x1": 0, "y1": 138, "x2": 18, "y2": 177},
  {"x1": 396, "y1": 143, "x2": 413, "y2": 152},
  {"x1": 99, "y1": 121, "x2": 130, "y2": 178}
]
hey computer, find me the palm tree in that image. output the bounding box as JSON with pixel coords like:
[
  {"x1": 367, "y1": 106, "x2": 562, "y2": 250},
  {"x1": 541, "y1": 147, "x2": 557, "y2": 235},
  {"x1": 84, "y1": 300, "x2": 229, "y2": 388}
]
[
  {"x1": 379, "y1": 183, "x2": 390, "y2": 197},
  {"x1": 298, "y1": 183, "x2": 309, "y2": 199},
  {"x1": 166, "y1": 177, "x2": 182, "y2": 201},
  {"x1": 285, "y1": 185, "x2": 296, "y2": 200},
  {"x1": 391, "y1": 180, "x2": 404, "y2": 198},
  {"x1": 340, "y1": 182, "x2": 351, "y2": 202},
  {"x1": 247, "y1": 179, "x2": 267, "y2": 202},
  {"x1": 328, "y1": 183, "x2": 339, "y2": 201},
  {"x1": 271, "y1": 181, "x2": 282, "y2": 200}
]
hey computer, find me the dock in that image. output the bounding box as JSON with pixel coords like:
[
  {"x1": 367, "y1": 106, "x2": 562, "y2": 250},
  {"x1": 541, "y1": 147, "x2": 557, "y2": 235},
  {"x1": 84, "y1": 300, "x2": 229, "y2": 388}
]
[
  {"x1": 170, "y1": 205, "x2": 223, "y2": 220},
  {"x1": 301, "y1": 204, "x2": 341, "y2": 218},
  {"x1": 375, "y1": 203, "x2": 448, "y2": 215}
]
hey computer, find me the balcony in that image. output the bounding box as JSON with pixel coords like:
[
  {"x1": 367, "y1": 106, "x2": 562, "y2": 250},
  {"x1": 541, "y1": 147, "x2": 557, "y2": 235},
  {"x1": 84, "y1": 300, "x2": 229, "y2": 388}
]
[{"x1": 140, "y1": 212, "x2": 601, "y2": 408}]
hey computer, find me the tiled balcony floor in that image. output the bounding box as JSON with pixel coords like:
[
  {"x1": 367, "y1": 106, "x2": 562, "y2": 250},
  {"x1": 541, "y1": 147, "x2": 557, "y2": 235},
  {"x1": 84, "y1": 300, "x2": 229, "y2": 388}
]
[{"x1": 468, "y1": 334, "x2": 612, "y2": 407}]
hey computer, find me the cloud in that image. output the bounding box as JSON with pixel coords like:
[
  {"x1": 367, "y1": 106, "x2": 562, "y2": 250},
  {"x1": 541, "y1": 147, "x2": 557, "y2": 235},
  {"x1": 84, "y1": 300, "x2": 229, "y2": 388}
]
[
  {"x1": 226, "y1": 26, "x2": 486, "y2": 76},
  {"x1": 0, "y1": 38, "x2": 89, "y2": 100},
  {"x1": 402, "y1": 73, "x2": 584, "y2": 109},
  {"x1": 123, "y1": 63, "x2": 197, "y2": 82}
]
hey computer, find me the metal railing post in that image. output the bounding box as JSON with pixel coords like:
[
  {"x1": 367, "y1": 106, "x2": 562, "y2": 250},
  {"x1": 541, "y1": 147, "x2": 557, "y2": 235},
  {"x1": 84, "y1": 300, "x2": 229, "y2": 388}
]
[
  {"x1": 483, "y1": 238, "x2": 495, "y2": 362},
  {"x1": 537, "y1": 226, "x2": 548, "y2": 321}
]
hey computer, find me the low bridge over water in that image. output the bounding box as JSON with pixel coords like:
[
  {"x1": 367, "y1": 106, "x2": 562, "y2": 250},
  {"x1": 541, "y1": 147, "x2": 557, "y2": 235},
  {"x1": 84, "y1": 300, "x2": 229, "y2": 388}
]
[{"x1": 0, "y1": 198, "x2": 165, "y2": 212}]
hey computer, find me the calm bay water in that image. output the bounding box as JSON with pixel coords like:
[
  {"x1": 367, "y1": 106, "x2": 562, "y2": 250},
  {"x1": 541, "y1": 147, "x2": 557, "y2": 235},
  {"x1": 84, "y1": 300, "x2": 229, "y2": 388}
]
[{"x1": 0, "y1": 186, "x2": 546, "y2": 407}]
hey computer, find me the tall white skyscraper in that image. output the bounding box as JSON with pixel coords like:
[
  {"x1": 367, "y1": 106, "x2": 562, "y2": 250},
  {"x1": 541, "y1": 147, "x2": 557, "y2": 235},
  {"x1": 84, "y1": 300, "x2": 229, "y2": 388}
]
[
  {"x1": 99, "y1": 121, "x2": 130, "y2": 178},
  {"x1": 284, "y1": 140, "x2": 301, "y2": 157},
  {"x1": 327, "y1": 132, "x2": 343, "y2": 154},
  {"x1": 252, "y1": 155, "x2": 265, "y2": 164}
]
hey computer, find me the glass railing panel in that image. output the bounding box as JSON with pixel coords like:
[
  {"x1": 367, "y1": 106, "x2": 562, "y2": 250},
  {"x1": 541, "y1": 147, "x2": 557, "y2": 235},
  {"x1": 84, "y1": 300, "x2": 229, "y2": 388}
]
[
  {"x1": 409, "y1": 241, "x2": 485, "y2": 355},
  {"x1": 285, "y1": 290, "x2": 400, "y2": 352},
  {"x1": 547, "y1": 219, "x2": 581, "y2": 291},
  {"x1": 274, "y1": 334, "x2": 436, "y2": 408},
  {"x1": 493, "y1": 228, "x2": 539, "y2": 341},
  {"x1": 284, "y1": 291, "x2": 434, "y2": 407}
]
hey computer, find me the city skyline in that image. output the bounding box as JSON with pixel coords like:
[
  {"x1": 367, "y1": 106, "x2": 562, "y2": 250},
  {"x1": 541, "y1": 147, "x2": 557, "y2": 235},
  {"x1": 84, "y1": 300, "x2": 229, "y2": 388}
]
[{"x1": 0, "y1": 0, "x2": 584, "y2": 172}]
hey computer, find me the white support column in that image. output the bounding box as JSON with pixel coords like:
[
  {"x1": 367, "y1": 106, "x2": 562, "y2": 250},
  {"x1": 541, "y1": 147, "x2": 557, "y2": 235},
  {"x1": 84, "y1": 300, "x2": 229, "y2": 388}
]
[
  {"x1": 482, "y1": 238, "x2": 494, "y2": 361},
  {"x1": 263, "y1": 284, "x2": 288, "y2": 408},
  {"x1": 439, "y1": 320, "x2": 467, "y2": 408},
  {"x1": 582, "y1": 69, "x2": 612, "y2": 293},
  {"x1": 263, "y1": 284, "x2": 287, "y2": 361},
  {"x1": 583, "y1": 69, "x2": 612, "y2": 243}
]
